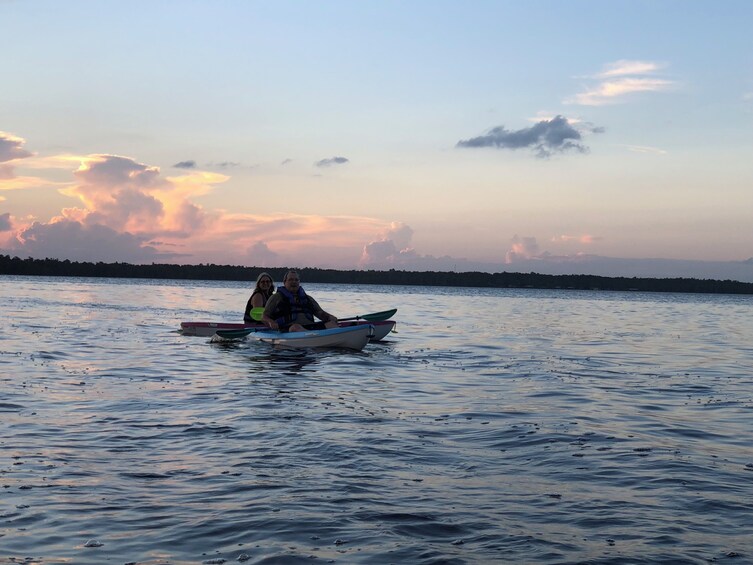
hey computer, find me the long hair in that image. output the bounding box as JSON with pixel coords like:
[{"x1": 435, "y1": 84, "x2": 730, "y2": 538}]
[{"x1": 254, "y1": 272, "x2": 275, "y2": 295}]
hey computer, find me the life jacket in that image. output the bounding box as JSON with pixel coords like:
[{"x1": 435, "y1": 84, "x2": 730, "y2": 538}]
[
  {"x1": 272, "y1": 286, "x2": 315, "y2": 325},
  {"x1": 244, "y1": 288, "x2": 274, "y2": 322}
]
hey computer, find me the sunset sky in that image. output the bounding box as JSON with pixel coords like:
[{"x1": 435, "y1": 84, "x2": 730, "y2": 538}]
[{"x1": 2, "y1": 1, "x2": 753, "y2": 281}]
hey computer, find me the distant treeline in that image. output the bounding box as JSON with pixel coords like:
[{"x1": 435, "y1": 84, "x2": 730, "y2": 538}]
[{"x1": 1, "y1": 254, "x2": 753, "y2": 295}]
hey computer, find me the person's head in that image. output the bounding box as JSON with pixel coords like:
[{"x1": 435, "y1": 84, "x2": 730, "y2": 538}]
[
  {"x1": 255, "y1": 272, "x2": 274, "y2": 292},
  {"x1": 283, "y1": 270, "x2": 301, "y2": 292}
]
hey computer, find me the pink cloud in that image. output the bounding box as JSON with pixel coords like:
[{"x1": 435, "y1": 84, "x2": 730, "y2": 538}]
[
  {"x1": 58, "y1": 154, "x2": 217, "y2": 236},
  {"x1": 566, "y1": 60, "x2": 675, "y2": 106},
  {"x1": 505, "y1": 235, "x2": 540, "y2": 263},
  {"x1": 359, "y1": 222, "x2": 417, "y2": 267},
  {"x1": 551, "y1": 234, "x2": 601, "y2": 244}
]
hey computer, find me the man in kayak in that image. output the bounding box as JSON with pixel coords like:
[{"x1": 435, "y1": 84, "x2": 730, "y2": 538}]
[{"x1": 261, "y1": 270, "x2": 339, "y2": 332}]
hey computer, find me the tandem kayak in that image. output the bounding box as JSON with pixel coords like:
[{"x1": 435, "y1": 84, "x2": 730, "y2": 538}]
[
  {"x1": 219, "y1": 324, "x2": 375, "y2": 351},
  {"x1": 181, "y1": 319, "x2": 396, "y2": 341}
]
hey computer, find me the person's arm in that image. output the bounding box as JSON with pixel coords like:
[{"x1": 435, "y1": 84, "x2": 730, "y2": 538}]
[
  {"x1": 309, "y1": 297, "x2": 338, "y2": 324},
  {"x1": 262, "y1": 294, "x2": 281, "y2": 329},
  {"x1": 250, "y1": 292, "x2": 265, "y2": 308}
]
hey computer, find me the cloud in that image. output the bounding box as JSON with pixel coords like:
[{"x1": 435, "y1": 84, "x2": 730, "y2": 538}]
[
  {"x1": 551, "y1": 234, "x2": 602, "y2": 244},
  {"x1": 359, "y1": 222, "x2": 415, "y2": 267},
  {"x1": 567, "y1": 60, "x2": 675, "y2": 106},
  {"x1": 626, "y1": 145, "x2": 668, "y2": 155},
  {"x1": 0, "y1": 212, "x2": 11, "y2": 231},
  {"x1": 0, "y1": 131, "x2": 34, "y2": 180},
  {"x1": 281, "y1": 158, "x2": 293, "y2": 166},
  {"x1": 1, "y1": 151, "x2": 231, "y2": 262},
  {"x1": 7, "y1": 219, "x2": 179, "y2": 263},
  {"x1": 505, "y1": 235, "x2": 541, "y2": 263},
  {"x1": 598, "y1": 59, "x2": 664, "y2": 78},
  {"x1": 315, "y1": 156, "x2": 349, "y2": 167},
  {"x1": 457, "y1": 116, "x2": 596, "y2": 158},
  {"x1": 57, "y1": 154, "x2": 225, "y2": 236},
  {"x1": 0, "y1": 131, "x2": 33, "y2": 164},
  {"x1": 173, "y1": 160, "x2": 196, "y2": 169},
  {"x1": 246, "y1": 240, "x2": 280, "y2": 266},
  {"x1": 498, "y1": 234, "x2": 753, "y2": 283}
]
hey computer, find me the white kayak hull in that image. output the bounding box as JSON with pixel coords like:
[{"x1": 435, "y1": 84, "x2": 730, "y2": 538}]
[
  {"x1": 252, "y1": 324, "x2": 374, "y2": 351},
  {"x1": 181, "y1": 320, "x2": 395, "y2": 341}
]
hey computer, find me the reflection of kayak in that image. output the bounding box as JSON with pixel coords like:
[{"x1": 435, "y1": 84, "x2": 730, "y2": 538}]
[
  {"x1": 181, "y1": 319, "x2": 396, "y2": 341},
  {"x1": 245, "y1": 324, "x2": 375, "y2": 351}
]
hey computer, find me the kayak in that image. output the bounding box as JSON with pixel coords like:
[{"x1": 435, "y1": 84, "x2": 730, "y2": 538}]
[
  {"x1": 181, "y1": 319, "x2": 396, "y2": 341},
  {"x1": 225, "y1": 324, "x2": 375, "y2": 351}
]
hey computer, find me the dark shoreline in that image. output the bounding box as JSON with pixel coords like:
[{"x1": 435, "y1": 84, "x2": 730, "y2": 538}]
[{"x1": 2, "y1": 254, "x2": 753, "y2": 295}]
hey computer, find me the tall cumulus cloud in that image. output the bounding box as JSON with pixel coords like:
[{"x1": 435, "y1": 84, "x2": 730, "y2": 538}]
[{"x1": 5, "y1": 153, "x2": 228, "y2": 262}]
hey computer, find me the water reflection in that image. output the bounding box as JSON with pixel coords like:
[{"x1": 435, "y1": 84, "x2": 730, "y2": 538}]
[{"x1": 246, "y1": 348, "x2": 321, "y2": 376}]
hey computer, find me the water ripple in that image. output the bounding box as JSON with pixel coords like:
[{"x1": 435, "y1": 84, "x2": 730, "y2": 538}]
[{"x1": 1, "y1": 276, "x2": 753, "y2": 563}]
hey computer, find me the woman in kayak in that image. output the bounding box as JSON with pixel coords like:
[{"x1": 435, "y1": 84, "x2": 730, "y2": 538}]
[
  {"x1": 262, "y1": 270, "x2": 339, "y2": 332},
  {"x1": 244, "y1": 272, "x2": 275, "y2": 323}
]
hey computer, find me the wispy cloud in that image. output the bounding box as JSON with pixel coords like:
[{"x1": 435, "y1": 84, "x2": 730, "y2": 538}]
[
  {"x1": 598, "y1": 59, "x2": 664, "y2": 78},
  {"x1": 626, "y1": 144, "x2": 668, "y2": 155},
  {"x1": 173, "y1": 160, "x2": 196, "y2": 169},
  {"x1": 457, "y1": 115, "x2": 601, "y2": 158},
  {"x1": 567, "y1": 60, "x2": 674, "y2": 106},
  {"x1": 315, "y1": 156, "x2": 349, "y2": 167},
  {"x1": 551, "y1": 234, "x2": 602, "y2": 244}
]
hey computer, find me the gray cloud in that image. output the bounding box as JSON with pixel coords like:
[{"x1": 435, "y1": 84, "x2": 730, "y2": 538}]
[
  {"x1": 315, "y1": 156, "x2": 349, "y2": 167},
  {"x1": 457, "y1": 115, "x2": 599, "y2": 158},
  {"x1": 0, "y1": 132, "x2": 34, "y2": 179},
  {"x1": 246, "y1": 240, "x2": 280, "y2": 267},
  {"x1": 0, "y1": 212, "x2": 12, "y2": 231},
  {"x1": 0, "y1": 132, "x2": 33, "y2": 163},
  {"x1": 8, "y1": 219, "x2": 179, "y2": 263},
  {"x1": 173, "y1": 160, "x2": 197, "y2": 169}
]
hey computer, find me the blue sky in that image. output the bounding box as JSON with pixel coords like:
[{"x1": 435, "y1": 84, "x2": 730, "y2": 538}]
[{"x1": 2, "y1": 0, "x2": 753, "y2": 280}]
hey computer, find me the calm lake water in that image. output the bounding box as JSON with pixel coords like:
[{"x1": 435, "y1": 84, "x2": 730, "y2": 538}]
[{"x1": 1, "y1": 275, "x2": 752, "y2": 565}]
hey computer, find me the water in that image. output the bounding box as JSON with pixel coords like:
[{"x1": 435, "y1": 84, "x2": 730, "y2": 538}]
[{"x1": 1, "y1": 275, "x2": 752, "y2": 564}]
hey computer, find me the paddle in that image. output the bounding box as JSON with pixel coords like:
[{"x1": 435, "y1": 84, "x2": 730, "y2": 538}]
[
  {"x1": 215, "y1": 327, "x2": 261, "y2": 339},
  {"x1": 339, "y1": 308, "x2": 397, "y2": 322}
]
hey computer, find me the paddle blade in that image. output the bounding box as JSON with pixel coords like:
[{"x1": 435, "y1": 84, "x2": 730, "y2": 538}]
[
  {"x1": 215, "y1": 328, "x2": 255, "y2": 339},
  {"x1": 360, "y1": 308, "x2": 397, "y2": 321}
]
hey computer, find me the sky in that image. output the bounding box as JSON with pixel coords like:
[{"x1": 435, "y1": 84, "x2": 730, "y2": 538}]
[{"x1": 2, "y1": 0, "x2": 753, "y2": 281}]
